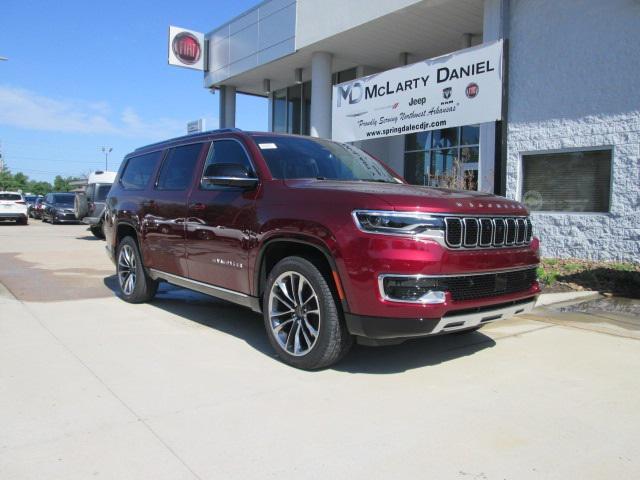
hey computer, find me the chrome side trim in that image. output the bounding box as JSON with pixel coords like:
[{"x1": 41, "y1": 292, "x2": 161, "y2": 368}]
[
  {"x1": 148, "y1": 268, "x2": 262, "y2": 313},
  {"x1": 149, "y1": 268, "x2": 248, "y2": 297}
]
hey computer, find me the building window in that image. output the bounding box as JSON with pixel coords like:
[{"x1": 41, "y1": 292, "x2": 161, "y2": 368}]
[
  {"x1": 522, "y1": 149, "x2": 612, "y2": 212},
  {"x1": 271, "y1": 68, "x2": 358, "y2": 136},
  {"x1": 404, "y1": 126, "x2": 479, "y2": 190},
  {"x1": 273, "y1": 89, "x2": 287, "y2": 133}
]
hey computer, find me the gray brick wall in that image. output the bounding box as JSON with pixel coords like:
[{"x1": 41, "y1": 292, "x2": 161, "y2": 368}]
[{"x1": 505, "y1": 0, "x2": 640, "y2": 262}]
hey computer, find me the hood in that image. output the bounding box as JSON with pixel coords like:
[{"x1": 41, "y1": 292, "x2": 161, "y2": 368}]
[{"x1": 284, "y1": 179, "x2": 528, "y2": 216}]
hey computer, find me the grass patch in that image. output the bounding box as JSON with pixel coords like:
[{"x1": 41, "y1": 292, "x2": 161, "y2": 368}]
[{"x1": 538, "y1": 258, "x2": 640, "y2": 298}]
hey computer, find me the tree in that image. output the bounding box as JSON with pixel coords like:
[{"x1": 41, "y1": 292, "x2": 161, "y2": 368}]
[
  {"x1": 0, "y1": 169, "x2": 53, "y2": 195},
  {"x1": 53, "y1": 175, "x2": 76, "y2": 192},
  {"x1": 28, "y1": 181, "x2": 53, "y2": 196}
]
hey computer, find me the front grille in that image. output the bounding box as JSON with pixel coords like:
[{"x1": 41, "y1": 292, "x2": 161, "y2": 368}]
[
  {"x1": 439, "y1": 268, "x2": 537, "y2": 301},
  {"x1": 445, "y1": 216, "x2": 532, "y2": 249}
]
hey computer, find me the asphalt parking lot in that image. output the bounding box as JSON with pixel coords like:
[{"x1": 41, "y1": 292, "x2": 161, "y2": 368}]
[{"x1": 1, "y1": 221, "x2": 639, "y2": 479}]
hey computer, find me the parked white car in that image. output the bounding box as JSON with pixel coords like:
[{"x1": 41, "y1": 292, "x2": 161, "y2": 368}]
[{"x1": 0, "y1": 191, "x2": 29, "y2": 225}]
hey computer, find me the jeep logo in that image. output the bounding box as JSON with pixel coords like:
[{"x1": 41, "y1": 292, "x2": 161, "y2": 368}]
[{"x1": 337, "y1": 82, "x2": 363, "y2": 107}]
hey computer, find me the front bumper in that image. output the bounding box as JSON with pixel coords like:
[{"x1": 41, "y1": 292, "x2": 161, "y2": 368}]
[
  {"x1": 346, "y1": 297, "x2": 536, "y2": 340},
  {"x1": 54, "y1": 212, "x2": 78, "y2": 222}
]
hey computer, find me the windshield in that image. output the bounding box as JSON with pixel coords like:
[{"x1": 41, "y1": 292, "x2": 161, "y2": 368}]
[
  {"x1": 0, "y1": 193, "x2": 22, "y2": 201},
  {"x1": 95, "y1": 184, "x2": 112, "y2": 201},
  {"x1": 53, "y1": 194, "x2": 75, "y2": 205},
  {"x1": 25, "y1": 196, "x2": 37, "y2": 202},
  {"x1": 253, "y1": 135, "x2": 401, "y2": 183}
]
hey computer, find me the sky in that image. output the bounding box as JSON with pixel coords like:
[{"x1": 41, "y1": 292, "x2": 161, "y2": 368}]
[{"x1": 0, "y1": 0, "x2": 268, "y2": 182}]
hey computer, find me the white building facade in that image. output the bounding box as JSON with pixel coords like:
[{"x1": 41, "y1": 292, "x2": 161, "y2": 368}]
[{"x1": 202, "y1": 0, "x2": 640, "y2": 262}]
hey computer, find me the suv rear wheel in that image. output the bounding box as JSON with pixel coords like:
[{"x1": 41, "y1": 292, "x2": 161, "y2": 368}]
[
  {"x1": 116, "y1": 236, "x2": 158, "y2": 303},
  {"x1": 263, "y1": 257, "x2": 352, "y2": 370}
]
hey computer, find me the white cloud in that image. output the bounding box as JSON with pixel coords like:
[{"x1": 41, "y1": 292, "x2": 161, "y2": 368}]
[{"x1": 0, "y1": 85, "x2": 194, "y2": 140}]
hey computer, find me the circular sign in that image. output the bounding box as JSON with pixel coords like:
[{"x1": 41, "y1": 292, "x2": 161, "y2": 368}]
[
  {"x1": 172, "y1": 32, "x2": 201, "y2": 65},
  {"x1": 465, "y1": 82, "x2": 479, "y2": 98}
]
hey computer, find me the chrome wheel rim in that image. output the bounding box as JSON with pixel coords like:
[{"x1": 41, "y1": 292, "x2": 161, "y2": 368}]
[
  {"x1": 117, "y1": 245, "x2": 137, "y2": 296},
  {"x1": 268, "y1": 271, "x2": 320, "y2": 356}
]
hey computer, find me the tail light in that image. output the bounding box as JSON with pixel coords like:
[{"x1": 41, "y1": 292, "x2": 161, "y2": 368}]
[{"x1": 15, "y1": 201, "x2": 26, "y2": 205}]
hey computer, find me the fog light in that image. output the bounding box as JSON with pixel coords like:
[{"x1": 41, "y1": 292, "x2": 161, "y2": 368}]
[
  {"x1": 417, "y1": 290, "x2": 446, "y2": 304},
  {"x1": 381, "y1": 276, "x2": 446, "y2": 304}
]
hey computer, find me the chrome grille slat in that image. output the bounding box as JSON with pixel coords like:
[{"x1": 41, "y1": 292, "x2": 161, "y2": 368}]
[
  {"x1": 463, "y1": 218, "x2": 479, "y2": 247},
  {"x1": 445, "y1": 216, "x2": 532, "y2": 249},
  {"x1": 516, "y1": 218, "x2": 526, "y2": 244},
  {"x1": 505, "y1": 218, "x2": 516, "y2": 245},
  {"x1": 479, "y1": 218, "x2": 493, "y2": 247}
]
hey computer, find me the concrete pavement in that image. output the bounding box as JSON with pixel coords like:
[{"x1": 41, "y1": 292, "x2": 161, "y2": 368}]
[{"x1": 1, "y1": 221, "x2": 639, "y2": 479}]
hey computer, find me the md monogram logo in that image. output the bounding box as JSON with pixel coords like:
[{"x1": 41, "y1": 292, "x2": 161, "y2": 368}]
[{"x1": 337, "y1": 81, "x2": 364, "y2": 107}]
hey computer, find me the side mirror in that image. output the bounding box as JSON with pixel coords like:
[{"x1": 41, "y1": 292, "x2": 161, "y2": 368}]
[{"x1": 202, "y1": 163, "x2": 259, "y2": 189}]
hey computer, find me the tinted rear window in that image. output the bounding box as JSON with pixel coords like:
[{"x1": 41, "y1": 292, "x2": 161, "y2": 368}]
[
  {"x1": 95, "y1": 184, "x2": 112, "y2": 201},
  {"x1": 0, "y1": 194, "x2": 21, "y2": 201},
  {"x1": 120, "y1": 152, "x2": 161, "y2": 190},
  {"x1": 52, "y1": 194, "x2": 74, "y2": 204}
]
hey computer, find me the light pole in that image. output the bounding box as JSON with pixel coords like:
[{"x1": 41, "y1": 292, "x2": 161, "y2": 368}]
[{"x1": 99, "y1": 146, "x2": 113, "y2": 170}]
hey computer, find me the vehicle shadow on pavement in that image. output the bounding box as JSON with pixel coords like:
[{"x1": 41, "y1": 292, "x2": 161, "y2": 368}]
[
  {"x1": 76, "y1": 235, "x2": 102, "y2": 241},
  {"x1": 103, "y1": 279, "x2": 497, "y2": 374},
  {"x1": 335, "y1": 335, "x2": 496, "y2": 374}
]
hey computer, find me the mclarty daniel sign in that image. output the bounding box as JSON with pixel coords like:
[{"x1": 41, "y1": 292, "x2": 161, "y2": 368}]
[
  {"x1": 168, "y1": 26, "x2": 205, "y2": 71},
  {"x1": 332, "y1": 40, "x2": 503, "y2": 142}
]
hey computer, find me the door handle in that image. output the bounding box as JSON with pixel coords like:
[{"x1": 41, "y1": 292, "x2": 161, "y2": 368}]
[{"x1": 190, "y1": 202, "x2": 206, "y2": 211}]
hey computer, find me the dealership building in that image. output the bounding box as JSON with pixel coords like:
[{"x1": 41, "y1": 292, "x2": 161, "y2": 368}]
[{"x1": 192, "y1": 0, "x2": 638, "y2": 262}]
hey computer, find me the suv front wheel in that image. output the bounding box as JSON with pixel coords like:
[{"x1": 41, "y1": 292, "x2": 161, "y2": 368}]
[
  {"x1": 263, "y1": 257, "x2": 352, "y2": 370},
  {"x1": 116, "y1": 236, "x2": 158, "y2": 303}
]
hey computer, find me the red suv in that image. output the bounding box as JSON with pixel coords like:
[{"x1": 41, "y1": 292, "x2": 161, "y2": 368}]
[{"x1": 104, "y1": 129, "x2": 540, "y2": 369}]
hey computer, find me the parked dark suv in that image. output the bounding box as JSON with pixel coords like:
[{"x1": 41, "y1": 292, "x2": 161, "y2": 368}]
[{"x1": 105, "y1": 129, "x2": 540, "y2": 369}]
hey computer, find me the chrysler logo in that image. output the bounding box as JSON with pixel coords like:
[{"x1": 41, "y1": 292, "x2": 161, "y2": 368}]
[{"x1": 172, "y1": 32, "x2": 201, "y2": 65}]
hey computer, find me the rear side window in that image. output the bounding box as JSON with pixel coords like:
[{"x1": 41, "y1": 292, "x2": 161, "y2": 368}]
[
  {"x1": 157, "y1": 143, "x2": 204, "y2": 191},
  {"x1": 120, "y1": 152, "x2": 161, "y2": 190},
  {"x1": 0, "y1": 193, "x2": 22, "y2": 201}
]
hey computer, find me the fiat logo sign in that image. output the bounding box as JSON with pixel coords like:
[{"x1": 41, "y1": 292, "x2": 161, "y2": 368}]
[{"x1": 172, "y1": 32, "x2": 201, "y2": 65}]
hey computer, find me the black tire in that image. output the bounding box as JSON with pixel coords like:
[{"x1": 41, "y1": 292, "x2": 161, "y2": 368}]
[
  {"x1": 263, "y1": 256, "x2": 353, "y2": 370},
  {"x1": 74, "y1": 192, "x2": 88, "y2": 220},
  {"x1": 90, "y1": 223, "x2": 105, "y2": 239},
  {"x1": 17, "y1": 217, "x2": 28, "y2": 225},
  {"x1": 116, "y1": 236, "x2": 158, "y2": 303}
]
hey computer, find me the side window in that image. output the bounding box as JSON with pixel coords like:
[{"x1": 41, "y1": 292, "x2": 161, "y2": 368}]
[
  {"x1": 120, "y1": 152, "x2": 161, "y2": 190},
  {"x1": 200, "y1": 140, "x2": 254, "y2": 190},
  {"x1": 157, "y1": 143, "x2": 204, "y2": 191}
]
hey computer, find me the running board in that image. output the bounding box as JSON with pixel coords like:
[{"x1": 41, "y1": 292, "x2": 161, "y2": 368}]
[{"x1": 148, "y1": 269, "x2": 262, "y2": 313}]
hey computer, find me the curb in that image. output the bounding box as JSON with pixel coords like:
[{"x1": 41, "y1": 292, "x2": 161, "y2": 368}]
[
  {"x1": 0, "y1": 281, "x2": 17, "y2": 301},
  {"x1": 535, "y1": 291, "x2": 600, "y2": 307}
]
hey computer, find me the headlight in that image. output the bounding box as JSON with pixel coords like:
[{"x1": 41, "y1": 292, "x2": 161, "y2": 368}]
[{"x1": 353, "y1": 210, "x2": 445, "y2": 237}]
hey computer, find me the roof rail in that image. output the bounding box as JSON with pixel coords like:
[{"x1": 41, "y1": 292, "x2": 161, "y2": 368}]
[{"x1": 134, "y1": 128, "x2": 243, "y2": 152}]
